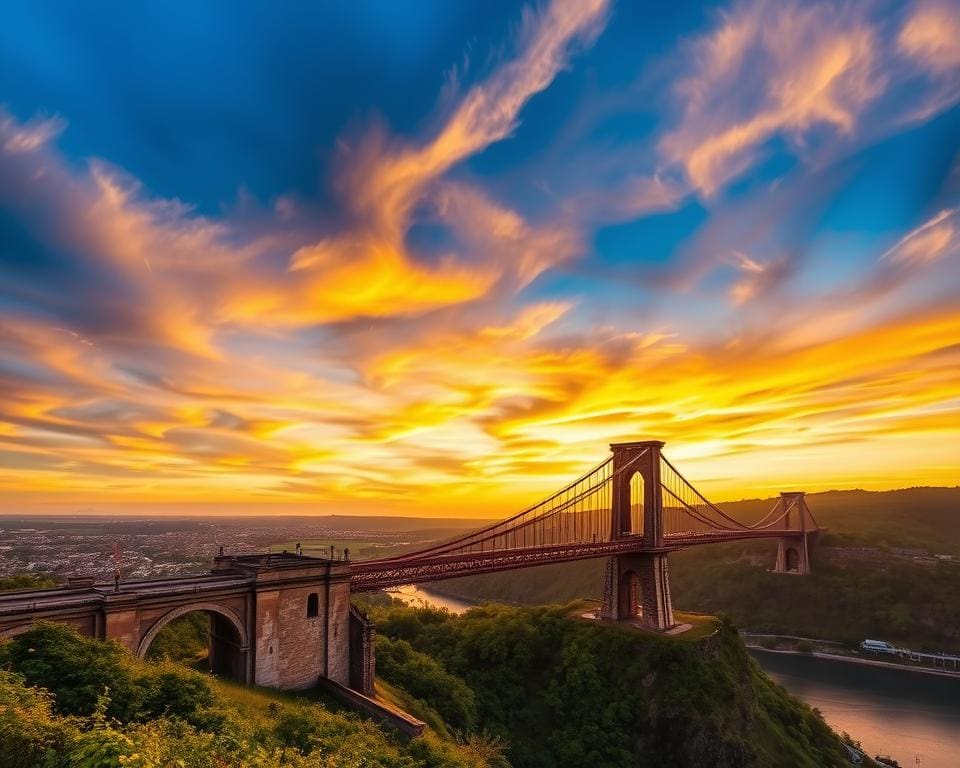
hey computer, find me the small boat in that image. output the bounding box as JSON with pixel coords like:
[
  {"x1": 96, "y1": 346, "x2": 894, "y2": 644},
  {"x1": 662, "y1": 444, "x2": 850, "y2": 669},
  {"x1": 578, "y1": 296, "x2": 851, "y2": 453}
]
[{"x1": 874, "y1": 756, "x2": 900, "y2": 767}]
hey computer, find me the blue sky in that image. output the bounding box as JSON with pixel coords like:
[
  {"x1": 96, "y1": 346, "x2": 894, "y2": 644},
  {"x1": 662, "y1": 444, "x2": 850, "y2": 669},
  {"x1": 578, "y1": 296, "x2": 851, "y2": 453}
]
[{"x1": 0, "y1": 0, "x2": 958, "y2": 515}]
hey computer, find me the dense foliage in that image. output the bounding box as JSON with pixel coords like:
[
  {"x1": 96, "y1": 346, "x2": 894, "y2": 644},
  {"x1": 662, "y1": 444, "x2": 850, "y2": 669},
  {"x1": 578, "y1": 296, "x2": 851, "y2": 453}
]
[
  {"x1": 144, "y1": 612, "x2": 209, "y2": 663},
  {"x1": 0, "y1": 573, "x2": 58, "y2": 592},
  {"x1": 362, "y1": 601, "x2": 853, "y2": 768},
  {"x1": 376, "y1": 636, "x2": 478, "y2": 732},
  {"x1": 0, "y1": 622, "x2": 503, "y2": 768}
]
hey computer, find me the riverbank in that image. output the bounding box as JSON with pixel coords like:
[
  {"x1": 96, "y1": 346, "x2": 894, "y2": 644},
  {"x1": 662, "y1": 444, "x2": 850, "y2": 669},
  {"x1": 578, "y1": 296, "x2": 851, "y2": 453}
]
[{"x1": 748, "y1": 645, "x2": 960, "y2": 680}]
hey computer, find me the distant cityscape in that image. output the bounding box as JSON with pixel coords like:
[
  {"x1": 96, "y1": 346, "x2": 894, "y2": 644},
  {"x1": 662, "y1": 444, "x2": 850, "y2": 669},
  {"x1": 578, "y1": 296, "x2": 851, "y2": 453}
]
[{"x1": 0, "y1": 516, "x2": 453, "y2": 583}]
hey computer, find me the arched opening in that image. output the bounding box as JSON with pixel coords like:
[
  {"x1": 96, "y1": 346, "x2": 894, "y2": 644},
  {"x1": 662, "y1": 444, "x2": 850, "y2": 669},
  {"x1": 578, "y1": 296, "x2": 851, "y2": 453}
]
[
  {"x1": 618, "y1": 569, "x2": 642, "y2": 619},
  {"x1": 306, "y1": 592, "x2": 319, "y2": 618},
  {"x1": 138, "y1": 603, "x2": 247, "y2": 683},
  {"x1": 628, "y1": 472, "x2": 644, "y2": 536},
  {"x1": 785, "y1": 547, "x2": 800, "y2": 572}
]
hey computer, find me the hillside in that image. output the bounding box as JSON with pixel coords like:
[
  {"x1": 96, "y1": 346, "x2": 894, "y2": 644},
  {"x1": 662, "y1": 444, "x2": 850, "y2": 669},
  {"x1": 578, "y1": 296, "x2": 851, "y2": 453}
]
[
  {"x1": 719, "y1": 487, "x2": 960, "y2": 555},
  {"x1": 428, "y1": 487, "x2": 960, "y2": 650},
  {"x1": 360, "y1": 599, "x2": 865, "y2": 768},
  {"x1": 0, "y1": 606, "x2": 870, "y2": 768},
  {"x1": 0, "y1": 622, "x2": 502, "y2": 768}
]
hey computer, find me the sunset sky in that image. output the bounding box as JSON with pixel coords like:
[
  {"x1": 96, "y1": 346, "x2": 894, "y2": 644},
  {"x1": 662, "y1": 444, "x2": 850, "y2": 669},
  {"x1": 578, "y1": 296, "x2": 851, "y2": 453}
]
[{"x1": 0, "y1": 0, "x2": 958, "y2": 517}]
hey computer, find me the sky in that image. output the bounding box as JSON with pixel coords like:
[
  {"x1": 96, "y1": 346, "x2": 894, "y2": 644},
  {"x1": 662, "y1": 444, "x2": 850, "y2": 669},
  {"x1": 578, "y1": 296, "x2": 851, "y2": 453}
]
[{"x1": 0, "y1": 0, "x2": 958, "y2": 517}]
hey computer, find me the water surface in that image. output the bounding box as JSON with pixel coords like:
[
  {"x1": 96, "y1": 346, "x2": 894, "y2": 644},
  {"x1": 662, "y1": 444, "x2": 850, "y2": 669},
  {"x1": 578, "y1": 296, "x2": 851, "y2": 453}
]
[
  {"x1": 753, "y1": 650, "x2": 960, "y2": 767},
  {"x1": 388, "y1": 584, "x2": 472, "y2": 614}
]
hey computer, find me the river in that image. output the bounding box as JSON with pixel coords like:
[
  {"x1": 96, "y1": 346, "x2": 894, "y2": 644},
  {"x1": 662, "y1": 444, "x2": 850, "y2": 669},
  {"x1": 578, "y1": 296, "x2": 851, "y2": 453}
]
[
  {"x1": 391, "y1": 586, "x2": 960, "y2": 767},
  {"x1": 387, "y1": 584, "x2": 475, "y2": 614},
  {"x1": 751, "y1": 649, "x2": 960, "y2": 767}
]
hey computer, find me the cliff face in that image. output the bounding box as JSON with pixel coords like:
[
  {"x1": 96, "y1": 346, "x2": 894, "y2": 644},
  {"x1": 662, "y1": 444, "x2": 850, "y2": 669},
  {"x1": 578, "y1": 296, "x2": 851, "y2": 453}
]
[{"x1": 367, "y1": 601, "x2": 853, "y2": 768}]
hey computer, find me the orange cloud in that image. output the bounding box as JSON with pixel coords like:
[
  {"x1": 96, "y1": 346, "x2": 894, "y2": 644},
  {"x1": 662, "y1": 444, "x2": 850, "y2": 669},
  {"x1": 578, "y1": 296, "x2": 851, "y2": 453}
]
[
  {"x1": 661, "y1": 0, "x2": 884, "y2": 195},
  {"x1": 898, "y1": 1, "x2": 960, "y2": 73}
]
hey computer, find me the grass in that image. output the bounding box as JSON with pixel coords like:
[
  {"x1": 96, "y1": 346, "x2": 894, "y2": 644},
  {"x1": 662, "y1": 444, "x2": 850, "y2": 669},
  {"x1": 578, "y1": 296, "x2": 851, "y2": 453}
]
[
  {"x1": 208, "y1": 676, "x2": 300, "y2": 724},
  {"x1": 673, "y1": 610, "x2": 722, "y2": 640},
  {"x1": 565, "y1": 599, "x2": 721, "y2": 641}
]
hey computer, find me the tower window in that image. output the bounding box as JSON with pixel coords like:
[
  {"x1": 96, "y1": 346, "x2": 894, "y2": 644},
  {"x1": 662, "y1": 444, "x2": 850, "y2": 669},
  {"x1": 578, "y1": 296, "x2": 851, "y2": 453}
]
[{"x1": 307, "y1": 592, "x2": 319, "y2": 618}]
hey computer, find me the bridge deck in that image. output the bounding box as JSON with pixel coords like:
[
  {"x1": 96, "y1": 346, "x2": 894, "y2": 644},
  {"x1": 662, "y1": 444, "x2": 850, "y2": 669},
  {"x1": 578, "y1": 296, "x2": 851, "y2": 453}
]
[
  {"x1": 0, "y1": 572, "x2": 254, "y2": 617},
  {"x1": 350, "y1": 527, "x2": 808, "y2": 591}
]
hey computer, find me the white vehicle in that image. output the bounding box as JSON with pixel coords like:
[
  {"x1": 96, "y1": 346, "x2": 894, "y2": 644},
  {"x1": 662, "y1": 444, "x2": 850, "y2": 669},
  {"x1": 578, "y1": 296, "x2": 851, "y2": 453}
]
[{"x1": 860, "y1": 639, "x2": 897, "y2": 654}]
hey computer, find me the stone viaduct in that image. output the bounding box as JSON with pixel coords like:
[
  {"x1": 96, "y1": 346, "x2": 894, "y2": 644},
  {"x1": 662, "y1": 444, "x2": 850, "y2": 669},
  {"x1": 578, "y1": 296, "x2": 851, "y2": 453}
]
[{"x1": 0, "y1": 553, "x2": 374, "y2": 696}]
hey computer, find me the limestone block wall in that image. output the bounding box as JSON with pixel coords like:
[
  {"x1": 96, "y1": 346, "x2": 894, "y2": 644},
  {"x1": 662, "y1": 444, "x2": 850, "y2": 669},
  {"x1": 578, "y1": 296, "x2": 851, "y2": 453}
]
[
  {"x1": 103, "y1": 597, "x2": 141, "y2": 653},
  {"x1": 275, "y1": 584, "x2": 326, "y2": 690},
  {"x1": 326, "y1": 579, "x2": 351, "y2": 686},
  {"x1": 254, "y1": 590, "x2": 281, "y2": 687}
]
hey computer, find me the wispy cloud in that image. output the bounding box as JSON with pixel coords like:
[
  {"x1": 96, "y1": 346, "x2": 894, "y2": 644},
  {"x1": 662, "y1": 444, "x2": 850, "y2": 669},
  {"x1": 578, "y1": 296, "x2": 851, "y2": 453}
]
[
  {"x1": 898, "y1": 1, "x2": 960, "y2": 74},
  {"x1": 660, "y1": 0, "x2": 884, "y2": 196},
  {"x1": 659, "y1": 0, "x2": 960, "y2": 197},
  {"x1": 881, "y1": 208, "x2": 959, "y2": 265}
]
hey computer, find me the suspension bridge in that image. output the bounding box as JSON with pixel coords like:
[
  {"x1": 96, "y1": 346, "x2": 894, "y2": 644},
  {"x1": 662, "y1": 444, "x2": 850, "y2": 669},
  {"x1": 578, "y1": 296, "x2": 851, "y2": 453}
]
[{"x1": 351, "y1": 440, "x2": 819, "y2": 630}]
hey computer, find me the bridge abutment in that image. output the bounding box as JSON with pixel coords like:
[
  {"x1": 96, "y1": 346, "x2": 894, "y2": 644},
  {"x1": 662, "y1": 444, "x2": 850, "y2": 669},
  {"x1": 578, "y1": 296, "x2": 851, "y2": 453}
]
[
  {"x1": 103, "y1": 593, "x2": 141, "y2": 653},
  {"x1": 236, "y1": 555, "x2": 352, "y2": 690}
]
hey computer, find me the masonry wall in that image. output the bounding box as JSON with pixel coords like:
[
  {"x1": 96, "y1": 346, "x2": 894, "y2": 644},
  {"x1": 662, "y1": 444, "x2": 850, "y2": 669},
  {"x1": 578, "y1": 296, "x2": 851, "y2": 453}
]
[
  {"x1": 349, "y1": 605, "x2": 375, "y2": 696},
  {"x1": 326, "y1": 579, "x2": 351, "y2": 686},
  {"x1": 254, "y1": 590, "x2": 281, "y2": 687},
  {"x1": 275, "y1": 584, "x2": 326, "y2": 690},
  {"x1": 104, "y1": 597, "x2": 141, "y2": 653},
  {"x1": 0, "y1": 612, "x2": 97, "y2": 640}
]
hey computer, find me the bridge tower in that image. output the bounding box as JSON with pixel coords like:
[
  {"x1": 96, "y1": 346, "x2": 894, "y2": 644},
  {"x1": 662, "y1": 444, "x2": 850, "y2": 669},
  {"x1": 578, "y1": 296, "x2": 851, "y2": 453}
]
[
  {"x1": 600, "y1": 440, "x2": 675, "y2": 630},
  {"x1": 773, "y1": 491, "x2": 814, "y2": 575}
]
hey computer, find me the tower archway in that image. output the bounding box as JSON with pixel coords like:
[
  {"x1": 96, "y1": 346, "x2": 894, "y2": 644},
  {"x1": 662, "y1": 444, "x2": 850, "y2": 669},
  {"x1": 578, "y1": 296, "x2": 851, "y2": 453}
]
[
  {"x1": 628, "y1": 472, "x2": 644, "y2": 536},
  {"x1": 785, "y1": 547, "x2": 800, "y2": 572},
  {"x1": 617, "y1": 569, "x2": 642, "y2": 619}
]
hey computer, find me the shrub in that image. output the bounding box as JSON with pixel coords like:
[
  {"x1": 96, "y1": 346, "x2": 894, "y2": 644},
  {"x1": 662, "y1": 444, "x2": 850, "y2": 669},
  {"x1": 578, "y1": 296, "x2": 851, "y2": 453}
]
[
  {"x1": 376, "y1": 636, "x2": 477, "y2": 732},
  {"x1": 0, "y1": 574, "x2": 58, "y2": 592},
  {"x1": 0, "y1": 669, "x2": 78, "y2": 768},
  {"x1": 2, "y1": 623, "x2": 220, "y2": 728},
  {"x1": 2, "y1": 622, "x2": 143, "y2": 721}
]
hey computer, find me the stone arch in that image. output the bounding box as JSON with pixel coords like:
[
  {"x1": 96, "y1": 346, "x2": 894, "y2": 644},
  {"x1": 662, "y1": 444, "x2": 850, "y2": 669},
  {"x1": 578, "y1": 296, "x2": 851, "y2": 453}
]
[
  {"x1": 785, "y1": 547, "x2": 800, "y2": 572},
  {"x1": 137, "y1": 602, "x2": 248, "y2": 682}
]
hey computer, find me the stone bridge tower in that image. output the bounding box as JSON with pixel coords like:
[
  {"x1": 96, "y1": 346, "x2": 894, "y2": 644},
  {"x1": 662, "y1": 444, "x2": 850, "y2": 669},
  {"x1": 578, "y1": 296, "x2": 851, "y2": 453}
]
[
  {"x1": 601, "y1": 440, "x2": 675, "y2": 630},
  {"x1": 772, "y1": 492, "x2": 816, "y2": 575}
]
